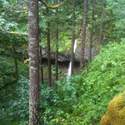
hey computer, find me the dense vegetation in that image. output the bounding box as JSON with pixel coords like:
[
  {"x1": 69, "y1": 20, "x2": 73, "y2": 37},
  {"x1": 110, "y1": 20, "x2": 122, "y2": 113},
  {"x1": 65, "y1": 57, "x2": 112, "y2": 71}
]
[
  {"x1": 1, "y1": 42, "x2": 125, "y2": 125},
  {"x1": 1, "y1": 0, "x2": 125, "y2": 125},
  {"x1": 41, "y1": 42, "x2": 125, "y2": 125}
]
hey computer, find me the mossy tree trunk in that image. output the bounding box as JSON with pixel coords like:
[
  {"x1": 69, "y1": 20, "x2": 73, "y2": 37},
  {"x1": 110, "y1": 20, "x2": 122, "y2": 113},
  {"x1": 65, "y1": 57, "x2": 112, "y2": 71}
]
[{"x1": 28, "y1": 0, "x2": 40, "y2": 125}]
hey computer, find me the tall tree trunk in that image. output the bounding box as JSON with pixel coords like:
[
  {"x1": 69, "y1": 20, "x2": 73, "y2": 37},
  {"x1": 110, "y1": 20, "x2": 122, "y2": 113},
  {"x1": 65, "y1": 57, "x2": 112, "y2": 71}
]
[
  {"x1": 47, "y1": 8, "x2": 52, "y2": 86},
  {"x1": 99, "y1": 11, "x2": 104, "y2": 46},
  {"x1": 98, "y1": 0, "x2": 106, "y2": 52},
  {"x1": 89, "y1": 0, "x2": 96, "y2": 61},
  {"x1": 80, "y1": 0, "x2": 88, "y2": 68},
  {"x1": 28, "y1": 0, "x2": 40, "y2": 125},
  {"x1": 71, "y1": 32, "x2": 75, "y2": 75},
  {"x1": 55, "y1": 12, "x2": 59, "y2": 80},
  {"x1": 70, "y1": 0, "x2": 76, "y2": 75}
]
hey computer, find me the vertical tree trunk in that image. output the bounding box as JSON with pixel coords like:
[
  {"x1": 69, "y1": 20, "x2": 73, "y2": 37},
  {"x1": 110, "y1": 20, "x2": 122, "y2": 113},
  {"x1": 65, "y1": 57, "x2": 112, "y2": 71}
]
[
  {"x1": 55, "y1": 12, "x2": 59, "y2": 80},
  {"x1": 80, "y1": 0, "x2": 88, "y2": 68},
  {"x1": 47, "y1": 8, "x2": 52, "y2": 86},
  {"x1": 28, "y1": 0, "x2": 40, "y2": 125},
  {"x1": 98, "y1": 0, "x2": 106, "y2": 51},
  {"x1": 71, "y1": 32, "x2": 75, "y2": 75},
  {"x1": 70, "y1": 0, "x2": 76, "y2": 75},
  {"x1": 99, "y1": 10, "x2": 104, "y2": 45},
  {"x1": 89, "y1": 0, "x2": 96, "y2": 61}
]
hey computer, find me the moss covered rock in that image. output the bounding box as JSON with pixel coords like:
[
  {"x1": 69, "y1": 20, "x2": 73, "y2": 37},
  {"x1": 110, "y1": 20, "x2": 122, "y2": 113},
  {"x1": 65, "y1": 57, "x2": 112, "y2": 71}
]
[{"x1": 100, "y1": 93, "x2": 125, "y2": 125}]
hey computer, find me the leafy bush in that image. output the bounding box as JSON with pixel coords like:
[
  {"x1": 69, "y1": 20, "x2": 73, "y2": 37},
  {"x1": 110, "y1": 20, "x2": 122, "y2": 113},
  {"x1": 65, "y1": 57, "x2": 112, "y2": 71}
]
[{"x1": 0, "y1": 56, "x2": 28, "y2": 125}]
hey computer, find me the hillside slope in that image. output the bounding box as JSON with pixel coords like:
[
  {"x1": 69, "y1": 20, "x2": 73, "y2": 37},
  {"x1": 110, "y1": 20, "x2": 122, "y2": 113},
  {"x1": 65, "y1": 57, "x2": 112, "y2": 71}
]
[{"x1": 47, "y1": 42, "x2": 125, "y2": 125}]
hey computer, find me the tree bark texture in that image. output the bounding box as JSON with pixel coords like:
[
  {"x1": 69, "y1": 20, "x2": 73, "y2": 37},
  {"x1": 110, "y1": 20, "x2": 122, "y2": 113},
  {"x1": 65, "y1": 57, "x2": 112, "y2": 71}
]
[
  {"x1": 89, "y1": 0, "x2": 96, "y2": 61},
  {"x1": 80, "y1": 0, "x2": 88, "y2": 68},
  {"x1": 28, "y1": 0, "x2": 40, "y2": 124}
]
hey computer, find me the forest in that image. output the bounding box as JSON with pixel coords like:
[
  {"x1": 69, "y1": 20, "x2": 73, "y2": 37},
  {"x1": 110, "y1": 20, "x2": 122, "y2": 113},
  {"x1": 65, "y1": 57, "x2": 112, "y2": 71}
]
[{"x1": 1, "y1": 0, "x2": 125, "y2": 125}]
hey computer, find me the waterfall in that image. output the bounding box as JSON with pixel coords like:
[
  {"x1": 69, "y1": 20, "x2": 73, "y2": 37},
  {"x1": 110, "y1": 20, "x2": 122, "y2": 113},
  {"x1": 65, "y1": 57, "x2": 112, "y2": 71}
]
[
  {"x1": 67, "y1": 62, "x2": 72, "y2": 77},
  {"x1": 67, "y1": 39, "x2": 78, "y2": 77},
  {"x1": 73, "y1": 39, "x2": 78, "y2": 53}
]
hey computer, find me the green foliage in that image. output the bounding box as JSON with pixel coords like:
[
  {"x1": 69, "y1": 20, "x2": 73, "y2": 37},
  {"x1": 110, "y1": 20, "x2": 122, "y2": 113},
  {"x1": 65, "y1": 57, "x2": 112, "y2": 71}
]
[
  {"x1": 1, "y1": 0, "x2": 125, "y2": 124},
  {"x1": 0, "y1": 56, "x2": 15, "y2": 84},
  {"x1": 41, "y1": 42, "x2": 125, "y2": 125},
  {"x1": 0, "y1": 56, "x2": 28, "y2": 125},
  {"x1": 1, "y1": 38, "x2": 125, "y2": 125},
  {"x1": 2, "y1": 42, "x2": 125, "y2": 125}
]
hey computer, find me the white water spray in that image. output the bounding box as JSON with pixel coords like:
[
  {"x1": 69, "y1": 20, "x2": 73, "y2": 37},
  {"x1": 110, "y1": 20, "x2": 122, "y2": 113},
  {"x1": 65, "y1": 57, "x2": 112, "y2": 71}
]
[{"x1": 67, "y1": 39, "x2": 78, "y2": 77}]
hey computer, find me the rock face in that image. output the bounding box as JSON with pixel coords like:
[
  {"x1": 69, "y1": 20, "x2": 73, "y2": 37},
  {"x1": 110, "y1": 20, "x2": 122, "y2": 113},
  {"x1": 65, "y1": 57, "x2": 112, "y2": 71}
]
[{"x1": 100, "y1": 93, "x2": 125, "y2": 125}]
